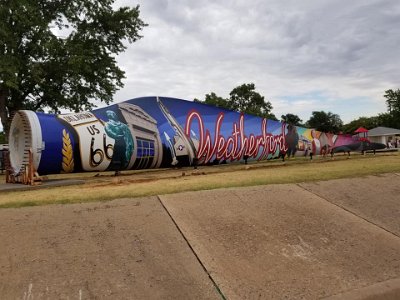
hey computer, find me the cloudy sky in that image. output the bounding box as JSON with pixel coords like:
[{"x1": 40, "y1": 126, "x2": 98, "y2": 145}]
[{"x1": 104, "y1": 1, "x2": 399, "y2": 123}]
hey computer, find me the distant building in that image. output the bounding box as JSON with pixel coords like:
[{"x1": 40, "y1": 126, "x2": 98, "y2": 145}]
[{"x1": 368, "y1": 127, "x2": 400, "y2": 147}]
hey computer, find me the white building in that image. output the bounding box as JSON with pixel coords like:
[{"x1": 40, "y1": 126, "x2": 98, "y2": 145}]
[{"x1": 368, "y1": 127, "x2": 400, "y2": 147}]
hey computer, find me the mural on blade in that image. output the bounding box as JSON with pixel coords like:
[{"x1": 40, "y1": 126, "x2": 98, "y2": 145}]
[
  {"x1": 57, "y1": 111, "x2": 116, "y2": 172},
  {"x1": 8, "y1": 96, "x2": 357, "y2": 175},
  {"x1": 184, "y1": 111, "x2": 286, "y2": 164},
  {"x1": 56, "y1": 102, "x2": 164, "y2": 173}
]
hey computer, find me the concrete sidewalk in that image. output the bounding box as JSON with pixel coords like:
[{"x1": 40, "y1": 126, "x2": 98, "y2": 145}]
[
  {"x1": 160, "y1": 174, "x2": 400, "y2": 299},
  {"x1": 0, "y1": 197, "x2": 220, "y2": 299},
  {"x1": 0, "y1": 174, "x2": 399, "y2": 299}
]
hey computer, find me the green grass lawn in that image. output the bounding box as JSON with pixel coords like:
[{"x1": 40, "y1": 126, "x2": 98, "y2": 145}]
[{"x1": 0, "y1": 152, "x2": 399, "y2": 208}]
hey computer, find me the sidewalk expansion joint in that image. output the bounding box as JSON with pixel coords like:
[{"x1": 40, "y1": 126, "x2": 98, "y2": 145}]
[
  {"x1": 296, "y1": 183, "x2": 400, "y2": 240},
  {"x1": 156, "y1": 195, "x2": 227, "y2": 300}
]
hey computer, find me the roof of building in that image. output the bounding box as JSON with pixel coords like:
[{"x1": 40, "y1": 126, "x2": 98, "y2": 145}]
[
  {"x1": 368, "y1": 126, "x2": 400, "y2": 136},
  {"x1": 354, "y1": 127, "x2": 368, "y2": 133}
]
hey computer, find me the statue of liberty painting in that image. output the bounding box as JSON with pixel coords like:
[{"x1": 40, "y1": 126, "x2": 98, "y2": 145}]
[{"x1": 104, "y1": 110, "x2": 134, "y2": 170}]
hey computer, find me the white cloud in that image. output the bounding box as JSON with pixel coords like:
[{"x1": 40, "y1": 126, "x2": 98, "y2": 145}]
[
  {"x1": 71, "y1": 1, "x2": 400, "y2": 124},
  {"x1": 1, "y1": 0, "x2": 396, "y2": 132}
]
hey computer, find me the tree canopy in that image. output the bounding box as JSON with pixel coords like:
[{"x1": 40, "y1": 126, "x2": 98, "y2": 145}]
[
  {"x1": 195, "y1": 83, "x2": 277, "y2": 120},
  {"x1": 384, "y1": 89, "x2": 400, "y2": 114},
  {"x1": 281, "y1": 113, "x2": 303, "y2": 126},
  {"x1": 194, "y1": 92, "x2": 228, "y2": 109},
  {"x1": 0, "y1": 0, "x2": 146, "y2": 137},
  {"x1": 383, "y1": 89, "x2": 400, "y2": 128},
  {"x1": 227, "y1": 83, "x2": 276, "y2": 119},
  {"x1": 305, "y1": 111, "x2": 343, "y2": 133},
  {"x1": 341, "y1": 116, "x2": 380, "y2": 134}
]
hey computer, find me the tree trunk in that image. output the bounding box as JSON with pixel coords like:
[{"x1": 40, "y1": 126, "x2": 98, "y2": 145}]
[{"x1": 0, "y1": 87, "x2": 10, "y2": 143}]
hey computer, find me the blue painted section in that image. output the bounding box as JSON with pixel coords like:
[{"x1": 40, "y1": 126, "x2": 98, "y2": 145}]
[{"x1": 36, "y1": 113, "x2": 75, "y2": 174}]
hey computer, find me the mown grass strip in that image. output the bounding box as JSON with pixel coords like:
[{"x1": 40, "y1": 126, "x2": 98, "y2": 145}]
[{"x1": 0, "y1": 153, "x2": 399, "y2": 208}]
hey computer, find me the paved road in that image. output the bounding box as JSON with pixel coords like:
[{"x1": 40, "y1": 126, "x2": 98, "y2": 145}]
[{"x1": 0, "y1": 173, "x2": 399, "y2": 299}]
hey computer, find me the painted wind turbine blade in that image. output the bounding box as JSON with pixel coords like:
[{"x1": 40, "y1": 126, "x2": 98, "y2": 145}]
[
  {"x1": 332, "y1": 140, "x2": 387, "y2": 154},
  {"x1": 8, "y1": 96, "x2": 358, "y2": 175}
]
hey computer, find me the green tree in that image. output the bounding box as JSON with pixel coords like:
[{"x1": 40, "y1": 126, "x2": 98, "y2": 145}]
[
  {"x1": 376, "y1": 112, "x2": 399, "y2": 129},
  {"x1": 305, "y1": 111, "x2": 343, "y2": 133},
  {"x1": 0, "y1": 0, "x2": 147, "y2": 139},
  {"x1": 194, "y1": 92, "x2": 229, "y2": 109},
  {"x1": 383, "y1": 89, "x2": 400, "y2": 129},
  {"x1": 341, "y1": 116, "x2": 380, "y2": 134},
  {"x1": 195, "y1": 83, "x2": 277, "y2": 120},
  {"x1": 228, "y1": 83, "x2": 276, "y2": 119},
  {"x1": 384, "y1": 89, "x2": 400, "y2": 114},
  {"x1": 281, "y1": 113, "x2": 303, "y2": 126}
]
